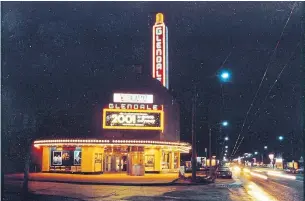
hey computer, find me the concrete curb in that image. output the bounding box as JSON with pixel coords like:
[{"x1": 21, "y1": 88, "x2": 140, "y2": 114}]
[
  {"x1": 5, "y1": 177, "x2": 182, "y2": 186},
  {"x1": 4, "y1": 177, "x2": 217, "y2": 186},
  {"x1": 172, "y1": 182, "x2": 213, "y2": 186}
]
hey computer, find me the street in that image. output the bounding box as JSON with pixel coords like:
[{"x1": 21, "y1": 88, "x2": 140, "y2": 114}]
[
  {"x1": 235, "y1": 168, "x2": 304, "y2": 201},
  {"x1": 3, "y1": 169, "x2": 304, "y2": 201}
]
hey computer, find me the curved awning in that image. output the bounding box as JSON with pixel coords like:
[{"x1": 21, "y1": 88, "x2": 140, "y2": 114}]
[{"x1": 34, "y1": 139, "x2": 191, "y2": 153}]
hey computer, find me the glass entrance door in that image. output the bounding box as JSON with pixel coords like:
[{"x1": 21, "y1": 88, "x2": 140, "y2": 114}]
[
  {"x1": 104, "y1": 155, "x2": 112, "y2": 172},
  {"x1": 104, "y1": 155, "x2": 124, "y2": 172}
]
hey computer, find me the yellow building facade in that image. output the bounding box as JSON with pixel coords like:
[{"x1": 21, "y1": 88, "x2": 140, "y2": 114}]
[{"x1": 35, "y1": 139, "x2": 190, "y2": 175}]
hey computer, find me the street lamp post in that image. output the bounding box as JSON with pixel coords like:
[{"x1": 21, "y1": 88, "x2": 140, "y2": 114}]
[
  {"x1": 198, "y1": 68, "x2": 231, "y2": 179},
  {"x1": 191, "y1": 86, "x2": 197, "y2": 182},
  {"x1": 209, "y1": 127, "x2": 212, "y2": 176},
  {"x1": 277, "y1": 136, "x2": 284, "y2": 159},
  {"x1": 262, "y1": 146, "x2": 267, "y2": 164}
]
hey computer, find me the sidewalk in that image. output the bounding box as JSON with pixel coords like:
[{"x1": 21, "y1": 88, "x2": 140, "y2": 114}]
[{"x1": 4, "y1": 173, "x2": 179, "y2": 186}]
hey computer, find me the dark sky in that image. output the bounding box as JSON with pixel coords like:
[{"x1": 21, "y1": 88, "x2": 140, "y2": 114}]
[{"x1": 2, "y1": 2, "x2": 303, "y2": 160}]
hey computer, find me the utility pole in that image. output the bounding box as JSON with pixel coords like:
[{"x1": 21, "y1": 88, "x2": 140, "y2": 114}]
[
  {"x1": 209, "y1": 127, "x2": 212, "y2": 177},
  {"x1": 191, "y1": 86, "x2": 197, "y2": 182}
]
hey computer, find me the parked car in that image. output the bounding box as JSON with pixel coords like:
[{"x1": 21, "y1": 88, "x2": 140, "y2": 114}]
[
  {"x1": 216, "y1": 167, "x2": 232, "y2": 179},
  {"x1": 296, "y1": 167, "x2": 304, "y2": 174},
  {"x1": 284, "y1": 167, "x2": 297, "y2": 174}
]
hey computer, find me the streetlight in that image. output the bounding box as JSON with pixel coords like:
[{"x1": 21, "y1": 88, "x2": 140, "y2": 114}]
[
  {"x1": 219, "y1": 70, "x2": 231, "y2": 82},
  {"x1": 225, "y1": 146, "x2": 228, "y2": 149},
  {"x1": 222, "y1": 121, "x2": 228, "y2": 127},
  {"x1": 224, "y1": 137, "x2": 229, "y2": 141},
  {"x1": 264, "y1": 146, "x2": 268, "y2": 150},
  {"x1": 254, "y1": 152, "x2": 258, "y2": 155},
  {"x1": 278, "y1": 136, "x2": 284, "y2": 141}
]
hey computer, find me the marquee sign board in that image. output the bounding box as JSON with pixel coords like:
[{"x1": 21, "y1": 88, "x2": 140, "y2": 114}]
[
  {"x1": 113, "y1": 93, "x2": 154, "y2": 104},
  {"x1": 102, "y1": 109, "x2": 164, "y2": 130}
]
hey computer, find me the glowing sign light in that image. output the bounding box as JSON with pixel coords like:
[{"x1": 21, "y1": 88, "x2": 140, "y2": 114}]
[
  {"x1": 113, "y1": 93, "x2": 154, "y2": 104},
  {"x1": 152, "y1": 13, "x2": 169, "y2": 89},
  {"x1": 108, "y1": 103, "x2": 162, "y2": 111},
  {"x1": 103, "y1": 109, "x2": 164, "y2": 130}
]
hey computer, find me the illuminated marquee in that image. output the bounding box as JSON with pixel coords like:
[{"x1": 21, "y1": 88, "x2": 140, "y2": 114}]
[
  {"x1": 152, "y1": 13, "x2": 169, "y2": 89},
  {"x1": 113, "y1": 93, "x2": 154, "y2": 104},
  {"x1": 103, "y1": 109, "x2": 164, "y2": 130},
  {"x1": 108, "y1": 103, "x2": 162, "y2": 110}
]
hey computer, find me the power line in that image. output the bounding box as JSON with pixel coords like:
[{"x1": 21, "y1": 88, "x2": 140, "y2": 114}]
[
  {"x1": 230, "y1": 2, "x2": 297, "y2": 157},
  {"x1": 244, "y1": 42, "x2": 300, "y2": 134},
  {"x1": 232, "y1": 42, "x2": 300, "y2": 157}
]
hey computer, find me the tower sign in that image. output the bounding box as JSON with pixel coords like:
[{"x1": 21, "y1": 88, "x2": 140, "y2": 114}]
[{"x1": 152, "y1": 13, "x2": 169, "y2": 89}]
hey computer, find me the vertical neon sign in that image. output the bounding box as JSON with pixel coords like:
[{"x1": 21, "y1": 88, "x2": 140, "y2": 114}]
[{"x1": 152, "y1": 13, "x2": 169, "y2": 89}]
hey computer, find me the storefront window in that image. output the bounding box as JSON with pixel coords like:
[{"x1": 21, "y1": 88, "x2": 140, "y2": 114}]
[
  {"x1": 174, "y1": 153, "x2": 179, "y2": 169},
  {"x1": 162, "y1": 152, "x2": 169, "y2": 169},
  {"x1": 50, "y1": 146, "x2": 81, "y2": 172}
]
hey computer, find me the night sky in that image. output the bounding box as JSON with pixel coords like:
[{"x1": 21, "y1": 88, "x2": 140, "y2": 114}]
[{"x1": 2, "y1": 2, "x2": 304, "y2": 168}]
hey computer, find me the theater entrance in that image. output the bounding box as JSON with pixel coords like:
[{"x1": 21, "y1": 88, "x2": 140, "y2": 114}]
[{"x1": 103, "y1": 146, "x2": 128, "y2": 172}]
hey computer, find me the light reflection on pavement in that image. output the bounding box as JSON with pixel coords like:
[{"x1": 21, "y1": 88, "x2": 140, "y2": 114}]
[{"x1": 235, "y1": 169, "x2": 304, "y2": 201}]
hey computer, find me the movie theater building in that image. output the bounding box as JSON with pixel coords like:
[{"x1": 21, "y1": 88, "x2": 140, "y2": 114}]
[
  {"x1": 33, "y1": 75, "x2": 191, "y2": 175},
  {"x1": 32, "y1": 12, "x2": 190, "y2": 176}
]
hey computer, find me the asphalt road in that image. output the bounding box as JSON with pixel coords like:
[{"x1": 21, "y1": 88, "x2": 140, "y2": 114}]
[{"x1": 236, "y1": 170, "x2": 304, "y2": 201}]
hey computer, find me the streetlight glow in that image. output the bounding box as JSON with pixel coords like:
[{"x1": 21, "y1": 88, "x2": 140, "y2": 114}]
[
  {"x1": 278, "y1": 136, "x2": 284, "y2": 141},
  {"x1": 264, "y1": 146, "x2": 267, "y2": 150},
  {"x1": 224, "y1": 137, "x2": 229, "y2": 141},
  {"x1": 219, "y1": 70, "x2": 231, "y2": 82},
  {"x1": 254, "y1": 152, "x2": 258, "y2": 155},
  {"x1": 225, "y1": 146, "x2": 228, "y2": 148},
  {"x1": 222, "y1": 121, "x2": 228, "y2": 127}
]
